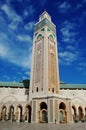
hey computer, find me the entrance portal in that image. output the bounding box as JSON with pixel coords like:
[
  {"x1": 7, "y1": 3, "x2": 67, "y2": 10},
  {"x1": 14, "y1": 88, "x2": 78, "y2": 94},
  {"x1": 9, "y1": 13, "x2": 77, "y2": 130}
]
[
  {"x1": 40, "y1": 102, "x2": 48, "y2": 123},
  {"x1": 25, "y1": 105, "x2": 31, "y2": 122},
  {"x1": 59, "y1": 102, "x2": 67, "y2": 123}
]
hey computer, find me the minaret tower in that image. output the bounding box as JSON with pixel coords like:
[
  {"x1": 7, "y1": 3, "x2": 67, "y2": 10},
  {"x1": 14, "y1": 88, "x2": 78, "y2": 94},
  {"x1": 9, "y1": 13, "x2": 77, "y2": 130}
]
[{"x1": 29, "y1": 11, "x2": 60, "y2": 100}]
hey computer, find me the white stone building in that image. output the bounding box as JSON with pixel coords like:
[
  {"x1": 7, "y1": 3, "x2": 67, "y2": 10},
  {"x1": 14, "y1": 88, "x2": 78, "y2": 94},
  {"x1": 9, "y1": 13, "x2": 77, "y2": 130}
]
[{"x1": 0, "y1": 11, "x2": 86, "y2": 123}]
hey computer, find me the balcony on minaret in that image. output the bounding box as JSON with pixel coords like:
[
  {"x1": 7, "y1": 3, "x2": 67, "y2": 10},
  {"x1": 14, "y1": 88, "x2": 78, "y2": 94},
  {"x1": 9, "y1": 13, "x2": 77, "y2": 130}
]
[{"x1": 39, "y1": 11, "x2": 51, "y2": 22}]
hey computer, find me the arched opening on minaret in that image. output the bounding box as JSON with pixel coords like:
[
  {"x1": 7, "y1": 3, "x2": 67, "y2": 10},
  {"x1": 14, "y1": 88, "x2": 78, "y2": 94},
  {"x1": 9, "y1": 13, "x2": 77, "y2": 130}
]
[
  {"x1": 59, "y1": 102, "x2": 67, "y2": 123},
  {"x1": 39, "y1": 102, "x2": 48, "y2": 123},
  {"x1": 36, "y1": 87, "x2": 38, "y2": 92}
]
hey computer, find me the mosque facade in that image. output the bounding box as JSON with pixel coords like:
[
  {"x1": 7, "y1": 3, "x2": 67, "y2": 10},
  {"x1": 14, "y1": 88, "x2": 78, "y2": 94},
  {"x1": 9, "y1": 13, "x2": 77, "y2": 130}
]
[{"x1": 0, "y1": 11, "x2": 86, "y2": 123}]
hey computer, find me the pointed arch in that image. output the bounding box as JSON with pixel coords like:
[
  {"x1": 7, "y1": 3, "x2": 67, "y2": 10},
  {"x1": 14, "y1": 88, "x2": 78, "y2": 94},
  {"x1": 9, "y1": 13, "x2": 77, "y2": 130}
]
[
  {"x1": 25, "y1": 104, "x2": 31, "y2": 122},
  {"x1": 48, "y1": 34, "x2": 54, "y2": 41},
  {"x1": 16, "y1": 105, "x2": 23, "y2": 122},
  {"x1": 72, "y1": 105, "x2": 77, "y2": 116},
  {"x1": 8, "y1": 105, "x2": 14, "y2": 121},
  {"x1": 37, "y1": 34, "x2": 43, "y2": 40},
  {"x1": 1, "y1": 105, "x2": 7, "y2": 120},
  {"x1": 78, "y1": 106, "x2": 84, "y2": 121},
  {"x1": 72, "y1": 105, "x2": 77, "y2": 122},
  {"x1": 40, "y1": 102, "x2": 47, "y2": 110},
  {"x1": 59, "y1": 102, "x2": 67, "y2": 123},
  {"x1": 59, "y1": 102, "x2": 66, "y2": 110},
  {"x1": 39, "y1": 102, "x2": 48, "y2": 123}
]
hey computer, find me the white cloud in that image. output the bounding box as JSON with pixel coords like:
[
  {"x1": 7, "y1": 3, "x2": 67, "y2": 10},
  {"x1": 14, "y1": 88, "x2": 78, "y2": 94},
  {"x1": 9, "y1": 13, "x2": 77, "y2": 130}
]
[
  {"x1": 9, "y1": 20, "x2": 20, "y2": 30},
  {"x1": 77, "y1": 62, "x2": 86, "y2": 73},
  {"x1": 0, "y1": 35, "x2": 32, "y2": 69},
  {"x1": 66, "y1": 45, "x2": 76, "y2": 51},
  {"x1": 24, "y1": 21, "x2": 35, "y2": 31},
  {"x1": 60, "y1": 21, "x2": 77, "y2": 43},
  {"x1": 59, "y1": 51, "x2": 78, "y2": 65},
  {"x1": 0, "y1": 2, "x2": 34, "y2": 70},
  {"x1": 78, "y1": 62, "x2": 86, "y2": 67},
  {"x1": 28, "y1": 5, "x2": 35, "y2": 14},
  {"x1": 0, "y1": 44, "x2": 8, "y2": 57},
  {"x1": 2, "y1": 45, "x2": 32, "y2": 69},
  {"x1": 1, "y1": 4, "x2": 22, "y2": 30},
  {"x1": 0, "y1": 32, "x2": 7, "y2": 40},
  {"x1": 1, "y1": 4, "x2": 21, "y2": 21},
  {"x1": 23, "y1": 10, "x2": 29, "y2": 17},
  {"x1": 17, "y1": 34, "x2": 32, "y2": 42},
  {"x1": 58, "y1": 1, "x2": 71, "y2": 13}
]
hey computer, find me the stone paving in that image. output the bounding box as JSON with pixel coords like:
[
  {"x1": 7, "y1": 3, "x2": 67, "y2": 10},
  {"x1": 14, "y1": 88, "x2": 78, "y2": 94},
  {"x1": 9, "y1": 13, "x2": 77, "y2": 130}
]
[{"x1": 0, "y1": 122, "x2": 86, "y2": 130}]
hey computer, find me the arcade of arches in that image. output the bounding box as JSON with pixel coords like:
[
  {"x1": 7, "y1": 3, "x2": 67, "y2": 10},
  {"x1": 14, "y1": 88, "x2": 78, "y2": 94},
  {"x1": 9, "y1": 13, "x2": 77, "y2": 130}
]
[
  {"x1": 0, "y1": 102, "x2": 86, "y2": 123},
  {"x1": 0, "y1": 104, "x2": 31, "y2": 122},
  {"x1": 72, "y1": 105, "x2": 86, "y2": 122}
]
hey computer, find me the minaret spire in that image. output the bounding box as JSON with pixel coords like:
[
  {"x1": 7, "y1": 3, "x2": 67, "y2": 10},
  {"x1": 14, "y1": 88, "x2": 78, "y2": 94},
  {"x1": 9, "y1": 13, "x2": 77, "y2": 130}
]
[{"x1": 29, "y1": 11, "x2": 60, "y2": 100}]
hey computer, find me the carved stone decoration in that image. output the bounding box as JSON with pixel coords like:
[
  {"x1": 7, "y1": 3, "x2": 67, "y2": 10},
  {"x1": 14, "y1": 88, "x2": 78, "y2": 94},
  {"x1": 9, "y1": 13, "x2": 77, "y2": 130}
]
[
  {"x1": 1, "y1": 96, "x2": 17, "y2": 103},
  {"x1": 72, "y1": 97, "x2": 86, "y2": 105},
  {"x1": 10, "y1": 89, "x2": 17, "y2": 95}
]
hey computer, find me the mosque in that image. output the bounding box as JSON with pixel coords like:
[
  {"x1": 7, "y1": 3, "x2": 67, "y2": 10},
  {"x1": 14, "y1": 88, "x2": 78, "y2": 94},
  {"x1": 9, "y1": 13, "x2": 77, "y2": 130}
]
[{"x1": 0, "y1": 11, "x2": 86, "y2": 123}]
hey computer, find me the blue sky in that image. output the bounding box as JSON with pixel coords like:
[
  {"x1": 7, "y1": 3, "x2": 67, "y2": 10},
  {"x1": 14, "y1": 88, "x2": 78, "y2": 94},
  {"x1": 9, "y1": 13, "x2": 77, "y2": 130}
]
[{"x1": 0, "y1": 0, "x2": 86, "y2": 84}]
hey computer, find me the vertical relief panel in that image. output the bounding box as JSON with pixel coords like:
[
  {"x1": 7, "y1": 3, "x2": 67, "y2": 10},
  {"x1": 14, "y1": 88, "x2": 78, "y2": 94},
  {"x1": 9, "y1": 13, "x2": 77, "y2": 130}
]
[
  {"x1": 32, "y1": 101, "x2": 36, "y2": 122},
  {"x1": 33, "y1": 37, "x2": 44, "y2": 92},
  {"x1": 50, "y1": 100, "x2": 53, "y2": 122},
  {"x1": 55, "y1": 100, "x2": 58, "y2": 121},
  {"x1": 48, "y1": 38, "x2": 57, "y2": 92}
]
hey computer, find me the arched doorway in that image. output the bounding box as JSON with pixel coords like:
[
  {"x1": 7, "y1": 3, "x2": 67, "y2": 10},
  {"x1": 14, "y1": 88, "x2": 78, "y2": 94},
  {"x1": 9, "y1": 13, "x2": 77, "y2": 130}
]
[
  {"x1": 72, "y1": 105, "x2": 77, "y2": 122},
  {"x1": 16, "y1": 105, "x2": 23, "y2": 122},
  {"x1": 78, "y1": 106, "x2": 83, "y2": 121},
  {"x1": 59, "y1": 111, "x2": 63, "y2": 123},
  {"x1": 59, "y1": 102, "x2": 67, "y2": 123},
  {"x1": 42, "y1": 110, "x2": 47, "y2": 122},
  {"x1": 1, "y1": 106, "x2": 7, "y2": 121},
  {"x1": 8, "y1": 105, "x2": 14, "y2": 121},
  {"x1": 40, "y1": 102, "x2": 48, "y2": 123},
  {"x1": 25, "y1": 105, "x2": 31, "y2": 122}
]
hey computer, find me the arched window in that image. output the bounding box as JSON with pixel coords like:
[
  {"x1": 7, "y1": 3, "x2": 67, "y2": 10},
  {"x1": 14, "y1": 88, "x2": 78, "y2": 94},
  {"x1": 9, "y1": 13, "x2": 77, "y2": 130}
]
[
  {"x1": 37, "y1": 34, "x2": 43, "y2": 40},
  {"x1": 36, "y1": 87, "x2": 38, "y2": 92},
  {"x1": 52, "y1": 88, "x2": 54, "y2": 92},
  {"x1": 48, "y1": 34, "x2": 54, "y2": 41}
]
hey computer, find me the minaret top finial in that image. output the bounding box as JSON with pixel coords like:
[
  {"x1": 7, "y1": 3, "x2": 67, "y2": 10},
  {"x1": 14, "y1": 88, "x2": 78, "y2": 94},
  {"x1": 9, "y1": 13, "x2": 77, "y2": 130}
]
[
  {"x1": 39, "y1": 10, "x2": 51, "y2": 22},
  {"x1": 44, "y1": 9, "x2": 46, "y2": 12}
]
